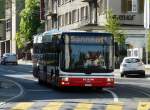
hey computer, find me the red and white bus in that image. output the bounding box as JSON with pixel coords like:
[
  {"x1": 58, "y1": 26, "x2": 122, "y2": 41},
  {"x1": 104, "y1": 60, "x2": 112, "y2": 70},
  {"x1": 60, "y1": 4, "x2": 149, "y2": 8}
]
[{"x1": 33, "y1": 30, "x2": 114, "y2": 88}]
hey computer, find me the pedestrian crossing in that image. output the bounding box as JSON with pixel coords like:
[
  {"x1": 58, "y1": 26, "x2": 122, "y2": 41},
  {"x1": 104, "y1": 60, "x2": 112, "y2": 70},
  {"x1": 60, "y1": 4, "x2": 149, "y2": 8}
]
[{"x1": 1, "y1": 101, "x2": 150, "y2": 110}]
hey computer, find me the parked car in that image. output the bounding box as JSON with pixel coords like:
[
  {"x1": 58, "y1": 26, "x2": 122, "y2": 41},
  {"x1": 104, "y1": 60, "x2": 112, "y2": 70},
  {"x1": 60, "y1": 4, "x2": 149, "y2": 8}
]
[
  {"x1": 120, "y1": 57, "x2": 145, "y2": 77},
  {"x1": 1, "y1": 53, "x2": 18, "y2": 65}
]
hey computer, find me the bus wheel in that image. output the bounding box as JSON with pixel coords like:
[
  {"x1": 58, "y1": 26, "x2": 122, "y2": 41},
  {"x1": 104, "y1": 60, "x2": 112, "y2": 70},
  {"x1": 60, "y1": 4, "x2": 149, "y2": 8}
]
[
  {"x1": 38, "y1": 76, "x2": 43, "y2": 84},
  {"x1": 97, "y1": 87, "x2": 103, "y2": 91}
]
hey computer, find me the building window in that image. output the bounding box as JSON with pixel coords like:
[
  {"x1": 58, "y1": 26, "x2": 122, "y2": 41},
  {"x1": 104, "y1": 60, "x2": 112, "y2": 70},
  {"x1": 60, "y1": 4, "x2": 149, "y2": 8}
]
[
  {"x1": 72, "y1": 10, "x2": 78, "y2": 23},
  {"x1": 127, "y1": 0, "x2": 138, "y2": 12},
  {"x1": 80, "y1": 6, "x2": 88, "y2": 21},
  {"x1": 58, "y1": 16, "x2": 61, "y2": 27},
  {"x1": 132, "y1": 0, "x2": 138, "y2": 12},
  {"x1": 122, "y1": 0, "x2": 139, "y2": 13},
  {"x1": 6, "y1": 0, "x2": 11, "y2": 9},
  {"x1": 6, "y1": 19, "x2": 11, "y2": 32},
  {"x1": 65, "y1": 13, "x2": 69, "y2": 25},
  {"x1": 80, "y1": 7, "x2": 85, "y2": 20},
  {"x1": 69, "y1": 12, "x2": 72, "y2": 24},
  {"x1": 127, "y1": 0, "x2": 132, "y2": 11},
  {"x1": 62, "y1": 15, "x2": 65, "y2": 26},
  {"x1": 85, "y1": 6, "x2": 88, "y2": 19},
  {"x1": 58, "y1": 15, "x2": 65, "y2": 27},
  {"x1": 126, "y1": 0, "x2": 138, "y2": 12}
]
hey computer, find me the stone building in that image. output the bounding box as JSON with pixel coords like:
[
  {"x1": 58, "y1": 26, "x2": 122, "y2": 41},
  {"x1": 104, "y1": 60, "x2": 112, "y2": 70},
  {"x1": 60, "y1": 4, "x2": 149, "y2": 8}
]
[{"x1": 41, "y1": 0, "x2": 149, "y2": 61}]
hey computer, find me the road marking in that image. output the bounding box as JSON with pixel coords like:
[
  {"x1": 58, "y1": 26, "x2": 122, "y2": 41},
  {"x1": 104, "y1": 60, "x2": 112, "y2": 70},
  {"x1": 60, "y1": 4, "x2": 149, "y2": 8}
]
[
  {"x1": 0, "y1": 78, "x2": 24, "y2": 107},
  {"x1": 137, "y1": 102, "x2": 150, "y2": 110},
  {"x1": 26, "y1": 89, "x2": 52, "y2": 92},
  {"x1": 11, "y1": 102, "x2": 33, "y2": 110},
  {"x1": 74, "y1": 102, "x2": 93, "y2": 110},
  {"x1": 103, "y1": 89, "x2": 119, "y2": 102},
  {"x1": 116, "y1": 82, "x2": 150, "y2": 86},
  {"x1": 106, "y1": 102, "x2": 123, "y2": 110},
  {"x1": 42, "y1": 102, "x2": 64, "y2": 110}
]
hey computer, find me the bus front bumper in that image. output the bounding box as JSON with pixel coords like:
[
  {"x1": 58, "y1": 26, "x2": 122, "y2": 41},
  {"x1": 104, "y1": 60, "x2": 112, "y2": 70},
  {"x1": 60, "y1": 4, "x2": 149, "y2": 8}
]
[{"x1": 59, "y1": 77, "x2": 114, "y2": 87}]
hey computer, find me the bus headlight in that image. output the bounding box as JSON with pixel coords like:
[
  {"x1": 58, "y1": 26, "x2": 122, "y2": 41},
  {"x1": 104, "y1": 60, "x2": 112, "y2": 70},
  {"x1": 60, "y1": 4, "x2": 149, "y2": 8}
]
[
  {"x1": 107, "y1": 78, "x2": 113, "y2": 82},
  {"x1": 62, "y1": 77, "x2": 69, "y2": 81}
]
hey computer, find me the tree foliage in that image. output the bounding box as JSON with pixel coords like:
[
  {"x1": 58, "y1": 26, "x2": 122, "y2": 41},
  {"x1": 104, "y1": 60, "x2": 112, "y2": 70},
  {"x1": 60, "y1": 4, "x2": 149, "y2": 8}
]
[
  {"x1": 105, "y1": 10, "x2": 125, "y2": 44},
  {"x1": 17, "y1": 0, "x2": 41, "y2": 49},
  {"x1": 16, "y1": 32, "x2": 25, "y2": 49}
]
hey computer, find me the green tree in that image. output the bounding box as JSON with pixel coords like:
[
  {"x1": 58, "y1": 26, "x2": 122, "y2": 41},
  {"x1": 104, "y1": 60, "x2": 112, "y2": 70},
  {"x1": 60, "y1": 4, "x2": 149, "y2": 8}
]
[
  {"x1": 105, "y1": 10, "x2": 125, "y2": 44},
  {"x1": 17, "y1": 0, "x2": 41, "y2": 49},
  {"x1": 16, "y1": 32, "x2": 25, "y2": 49},
  {"x1": 0, "y1": 0, "x2": 5, "y2": 19},
  {"x1": 105, "y1": 10, "x2": 126, "y2": 67}
]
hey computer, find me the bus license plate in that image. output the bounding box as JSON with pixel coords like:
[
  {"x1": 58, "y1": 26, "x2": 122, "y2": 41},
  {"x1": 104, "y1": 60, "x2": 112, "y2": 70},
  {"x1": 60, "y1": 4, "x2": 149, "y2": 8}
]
[{"x1": 85, "y1": 84, "x2": 92, "y2": 87}]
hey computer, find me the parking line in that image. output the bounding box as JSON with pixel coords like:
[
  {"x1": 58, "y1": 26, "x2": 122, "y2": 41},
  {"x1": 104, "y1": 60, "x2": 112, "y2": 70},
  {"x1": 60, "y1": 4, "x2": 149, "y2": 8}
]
[
  {"x1": 106, "y1": 102, "x2": 123, "y2": 110},
  {"x1": 42, "y1": 102, "x2": 64, "y2": 110},
  {"x1": 137, "y1": 102, "x2": 150, "y2": 110},
  {"x1": 74, "y1": 102, "x2": 93, "y2": 110}
]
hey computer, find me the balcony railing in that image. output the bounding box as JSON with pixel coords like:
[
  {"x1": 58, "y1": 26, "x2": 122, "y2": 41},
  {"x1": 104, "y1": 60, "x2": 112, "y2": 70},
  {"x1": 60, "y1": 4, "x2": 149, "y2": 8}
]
[
  {"x1": 79, "y1": 17, "x2": 98, "y2": 27},
  {"x1": 46, "y1": 10, "x2": 57, "y2": 17}
]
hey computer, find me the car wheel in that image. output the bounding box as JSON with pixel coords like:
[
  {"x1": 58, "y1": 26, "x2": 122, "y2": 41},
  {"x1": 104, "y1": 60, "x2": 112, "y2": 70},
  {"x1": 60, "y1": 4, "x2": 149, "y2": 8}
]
[
  {"x1": 3, "y1": 62, "x2": 6, "y2": 65},
  {"x1": 141, "y1": 72, "x2": 145, "y2": 78}
]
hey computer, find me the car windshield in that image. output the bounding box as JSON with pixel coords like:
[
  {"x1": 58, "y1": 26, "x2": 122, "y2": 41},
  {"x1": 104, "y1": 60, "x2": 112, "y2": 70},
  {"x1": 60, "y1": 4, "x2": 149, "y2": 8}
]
[{"x1": 125, "y1": 58, "x2": 140, "y2": 63}]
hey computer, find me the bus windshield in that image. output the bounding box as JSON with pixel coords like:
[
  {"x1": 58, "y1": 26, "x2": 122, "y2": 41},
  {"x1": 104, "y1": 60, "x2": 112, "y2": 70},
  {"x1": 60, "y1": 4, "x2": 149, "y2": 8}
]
[{"x1": 60, "y1": 34, "x2": 114, "y2": 73}]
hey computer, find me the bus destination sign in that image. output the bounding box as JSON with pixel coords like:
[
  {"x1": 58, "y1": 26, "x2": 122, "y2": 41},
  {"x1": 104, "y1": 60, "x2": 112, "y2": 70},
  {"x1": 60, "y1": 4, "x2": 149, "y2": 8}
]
[{"x1": 70, "y1": 36, "x2": 111, "y2": 44}]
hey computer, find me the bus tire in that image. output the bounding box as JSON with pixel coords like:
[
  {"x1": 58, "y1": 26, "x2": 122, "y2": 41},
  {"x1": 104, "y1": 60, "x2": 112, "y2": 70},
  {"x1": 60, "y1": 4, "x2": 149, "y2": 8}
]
[{"x1": 38, "y1": 76, "x2": 43, "y2": 84}]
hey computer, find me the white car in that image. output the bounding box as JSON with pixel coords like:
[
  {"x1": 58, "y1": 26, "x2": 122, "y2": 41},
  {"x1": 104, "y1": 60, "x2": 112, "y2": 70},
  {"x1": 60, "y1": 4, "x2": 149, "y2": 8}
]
[
  {"x1": 120, "y1": 57, "x2": 145, "y2": 77},
  {"x1": 1, "y1": 53, "x2": 18, "y2": 65}
]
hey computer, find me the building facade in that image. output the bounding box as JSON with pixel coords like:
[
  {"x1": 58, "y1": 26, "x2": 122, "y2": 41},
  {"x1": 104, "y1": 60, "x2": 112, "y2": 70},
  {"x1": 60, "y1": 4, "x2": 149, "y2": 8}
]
[
  {"x1": 0, "y1": 0, "x2": 6, "y2": 57},
  {"x1": 41, "y1": 0, "x2": 148, "y2": 61},
  {"x1": 0, "y1": 0, "x2": 25, "y2": 57}
]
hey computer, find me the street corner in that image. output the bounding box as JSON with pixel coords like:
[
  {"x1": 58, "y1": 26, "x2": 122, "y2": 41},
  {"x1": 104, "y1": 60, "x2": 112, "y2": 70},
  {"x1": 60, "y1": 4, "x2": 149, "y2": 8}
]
[{"x1": 0, "y1": 78, "x2": 24, "y2": 105}]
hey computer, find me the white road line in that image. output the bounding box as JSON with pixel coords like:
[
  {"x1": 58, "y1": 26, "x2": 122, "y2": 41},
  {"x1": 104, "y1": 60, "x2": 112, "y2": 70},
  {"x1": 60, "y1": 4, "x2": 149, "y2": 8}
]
[
  {"x1": 116, "y1": 82, "x2": 150, "y2": 86},
  {"x1": 0, "y1": 79, "x2": 24, "y2": 107},
  {"x1": 103, "y1": 88, "x2": 119, "y2": 102},
  {"x1": 138, "y1": 90, "x2": 150, "y2": 97},
  {"x1": 26, "y1": 89, "x2": 52, "y2": 92}
]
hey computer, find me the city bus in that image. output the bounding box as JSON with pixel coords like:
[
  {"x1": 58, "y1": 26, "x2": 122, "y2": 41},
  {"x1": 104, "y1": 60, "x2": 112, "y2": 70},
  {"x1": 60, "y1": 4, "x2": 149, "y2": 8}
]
[{"x1": 32, "y1": 30, "x2": 114, "y2": 88}]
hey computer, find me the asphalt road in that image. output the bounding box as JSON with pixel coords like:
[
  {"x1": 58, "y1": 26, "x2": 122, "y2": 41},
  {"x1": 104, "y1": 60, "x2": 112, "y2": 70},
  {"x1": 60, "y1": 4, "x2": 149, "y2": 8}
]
[{"x1": 0, "y1": 63, "x2": 150, "y2": 110}]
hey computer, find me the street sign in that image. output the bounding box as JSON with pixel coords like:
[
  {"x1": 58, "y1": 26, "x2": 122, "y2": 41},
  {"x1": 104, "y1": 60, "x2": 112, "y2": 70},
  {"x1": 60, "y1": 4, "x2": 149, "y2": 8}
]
[{"x1": 144, "y1": 0, "x2": 150, "y2": 29}]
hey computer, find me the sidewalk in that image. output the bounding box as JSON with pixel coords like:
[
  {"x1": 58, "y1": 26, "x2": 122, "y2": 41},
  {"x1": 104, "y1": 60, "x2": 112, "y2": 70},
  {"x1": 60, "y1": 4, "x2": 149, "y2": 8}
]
[
  {"x1": 18, "y1": 59, "x2": 32, "y2": 65},
  {"x1": 145, "y1": 64, "x2": 150, "y2": 70},
  {"x1": 0, "y1": 78, "x2": 21, "y2": 105}
]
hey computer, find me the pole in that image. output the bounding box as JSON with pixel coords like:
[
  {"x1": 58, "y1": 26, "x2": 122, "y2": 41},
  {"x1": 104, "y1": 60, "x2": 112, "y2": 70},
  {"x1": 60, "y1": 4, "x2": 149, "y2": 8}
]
[
  {"x1": 145, "y1": 29, "x2": 149, "y2": 64},
  {"x1": 144, "y1": 0, "x2": 149, "y2": 64}
]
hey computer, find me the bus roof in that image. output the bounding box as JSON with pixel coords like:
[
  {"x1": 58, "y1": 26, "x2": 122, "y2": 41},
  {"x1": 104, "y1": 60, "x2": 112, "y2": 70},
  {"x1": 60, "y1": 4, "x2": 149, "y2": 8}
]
[
  {"x1": 44, "y1": 29, "x2": 113, "y2": 36},
  {"x1": 33, "y1": 29, "x2": 113, "y2": 43}
]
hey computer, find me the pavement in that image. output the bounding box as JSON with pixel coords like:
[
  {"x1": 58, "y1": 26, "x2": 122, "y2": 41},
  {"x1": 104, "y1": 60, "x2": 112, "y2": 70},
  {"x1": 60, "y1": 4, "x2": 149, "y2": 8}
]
[{"x1": 0, "y1": 60, "x2": 31, "y2": 105}]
